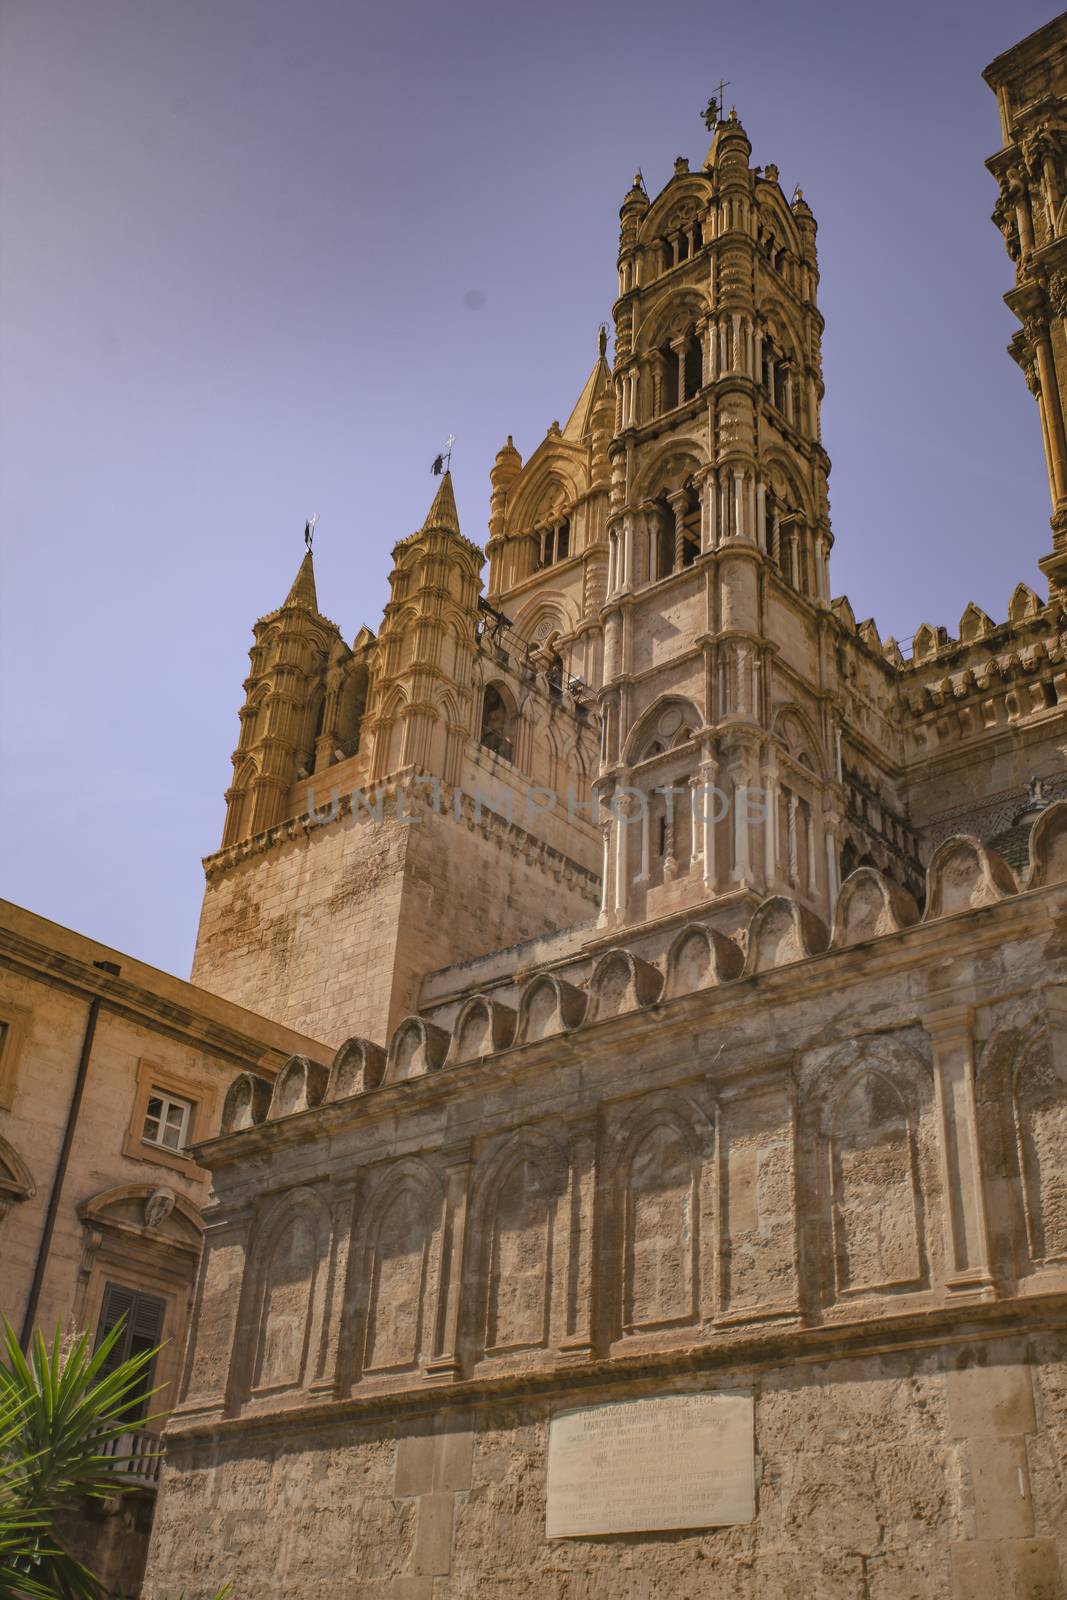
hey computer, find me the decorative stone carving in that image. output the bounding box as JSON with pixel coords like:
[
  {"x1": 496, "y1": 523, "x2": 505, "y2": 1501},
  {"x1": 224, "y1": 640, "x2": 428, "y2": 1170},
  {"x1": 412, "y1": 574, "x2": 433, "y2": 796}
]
[
  {"x1": 384, "y1": 1017, "x2": 451, "y2": 1083},
  {"x1": 326, "y1": 1037, "x2": 386, "y2": 1101},
  {"x1": 144, "y1": 1187, "x2": 176, "y2": 1230},
  {"x1": 665, "y1": 923, "x2": 744, "y2": 996},
  {"x1": 830, "y1": 868, "x2": 920, "y2": 948},
  {"x1": 267, "y1": 1055, "x2": 329, "y2": 1121},
  {"x1": 923, "y1": 836, "x2": 1017, "y2": 920},
  {"x1": 1026, "y1": 800, "x2": 1067, "y2": 889},
  {"x1": 251, "y1": 1189, "x2": 331, "y2": 1395},
  {"x1": 743, "y1": 896, "x2": 829, "y2": 975},
  {"x1": 220, "y1": 1072, "x2": 273, "y2": 1135},
  {"x1": 358, "y1": 1164, "x2": 439, "y2": 1375},
  {"x1": 515, "y1": 973, "x2": 588, "y2": 1043},
  {"x1": 829, "y1": 1068, "x2": 924, "y2": 1296},
  {"x1": 447, "y1": 995, "x2": 517, "y2": 1064},
  {"x1": 585, "y1": 949, "x2": 663, "y2": 1022}
]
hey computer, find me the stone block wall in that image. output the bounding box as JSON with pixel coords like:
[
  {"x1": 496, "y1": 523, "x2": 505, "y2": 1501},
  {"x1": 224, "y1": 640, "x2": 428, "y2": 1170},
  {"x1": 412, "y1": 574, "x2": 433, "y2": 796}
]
[
  {"x1": 143, "y1": 814, "x2": 1067, "y2": 1599},
  {"x1": 145, "y1": 1330, "x2": 1067, "y2": 1600},
  {"x1": 191, "y1": 784, "x2": 600, "y2": 1050}
]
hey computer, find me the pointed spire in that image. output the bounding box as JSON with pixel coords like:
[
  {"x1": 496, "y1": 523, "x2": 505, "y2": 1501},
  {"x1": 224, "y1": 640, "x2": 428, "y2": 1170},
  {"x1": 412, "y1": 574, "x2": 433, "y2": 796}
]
[
  {"x1": 283, "y1": 548, "x2": 319, "y2": 611},
  {"x1": 421, "y1": 469, "x2": 461, "y2": 536},
  {"x1": 563, "y1": 339, "x2": 613, "y2": 443}
]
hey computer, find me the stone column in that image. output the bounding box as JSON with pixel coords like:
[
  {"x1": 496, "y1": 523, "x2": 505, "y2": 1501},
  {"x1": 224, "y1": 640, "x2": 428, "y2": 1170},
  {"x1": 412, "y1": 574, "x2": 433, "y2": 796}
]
[
  {"x1": 598, "y1": 814, "x2": 614, "y2": 922},
  {"x1": 309, "y1": 1183, "x2": 358, "y2": 1396},
  {"x1": 756, "y1": 480, "x2": 767, "y2": 550},
  {"x1": 622, "y1": 514, "x2": 634, "y2": 591},
  {"x1": 719, "y1": 319, "x2": 729, "y2": 372},
  {"x1": 731, "y1": 752, "x2": 753, "y2": 883},
  {"x1": 701, "y1": 470, "x2": 718, "y2": 551},
  {"x1": 731, "y1": 313, "x2": 741, "y2": 372},
  {"x1": 697, "y1": 757, "x2": 718, "y2": 890},
  {"x1": 1030, "y1": 319, "x2": 1067, "y2": 504},
  {"x1": 762, "y1": 759, "x2": 779, "y2": 886},
  {"x1": 426, "y1": 1146, "x2": 472, "y2": 1380},
  {"x1": 662, "y1": 784, "x2": 677, "y2": 880},
  {"x1": 637, "y1": 795, "x2": 650, "y2": 883},
  {"x1": 703, "y1": 319, "x2": 717, "y2": 383},
  {"x1": 926, "y1": 1007, "x2": 995, "y2": 1297},
  {"x1": 823, "y1": 805, "x2": 842, "y2": 911},
  {"x1": 672, "y1": 337, "x2": 688, "y2": 406},
  {"x1": 669, "y1": 487, "x2": 688, "y2": 570},
  {"x1": 614, "y1": 791, "x2": 638, "y2": 915}
]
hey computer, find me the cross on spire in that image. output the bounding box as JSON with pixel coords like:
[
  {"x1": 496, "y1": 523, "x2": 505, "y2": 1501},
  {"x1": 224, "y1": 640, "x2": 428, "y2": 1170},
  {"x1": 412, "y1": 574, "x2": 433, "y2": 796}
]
[{"x1": 702, "y1": 80, "x2": 731, "y2": 130}]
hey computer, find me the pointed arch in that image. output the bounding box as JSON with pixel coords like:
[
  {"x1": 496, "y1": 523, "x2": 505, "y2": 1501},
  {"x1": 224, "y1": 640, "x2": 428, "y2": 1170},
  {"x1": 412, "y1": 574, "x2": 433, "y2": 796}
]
[
  {"x1": 803, "y1": 1037, "x2": 932, "y2": 1307},
  {"x1": 605, "y1": 1091, "x2": 715, "y2": 1337},
  {"x1": 770, "y1": 702, "x2": 826, "y2": 778},
  {"x1": 622, "y1": 695, "x2": 703, "y2": 766},
  {"x1": 248, "y1": 1186, "x2": 333, "y2": 1397},
  {"x1": 467, "y1": 1127, "x2": 569, "y2": 1360},
  {"x1": 354, "y1": 1158, "x2": 441, "y2": 1378}
]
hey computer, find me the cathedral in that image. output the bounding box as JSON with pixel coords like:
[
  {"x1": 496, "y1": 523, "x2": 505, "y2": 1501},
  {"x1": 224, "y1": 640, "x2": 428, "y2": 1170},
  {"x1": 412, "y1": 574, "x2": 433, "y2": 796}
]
[{"x1": 64, "y1": 12, "x2": 1067, "y2": 1598}]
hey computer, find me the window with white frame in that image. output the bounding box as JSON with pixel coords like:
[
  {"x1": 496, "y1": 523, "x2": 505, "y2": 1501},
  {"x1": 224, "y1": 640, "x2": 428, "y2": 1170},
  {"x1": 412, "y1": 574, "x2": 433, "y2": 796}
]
[{"x1": 142, "y1": 1090, "x2": 192, "y2": 1153}]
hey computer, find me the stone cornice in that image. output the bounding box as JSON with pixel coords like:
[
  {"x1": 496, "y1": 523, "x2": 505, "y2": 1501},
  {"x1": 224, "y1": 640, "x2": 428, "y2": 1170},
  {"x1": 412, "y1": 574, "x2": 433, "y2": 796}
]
[
  {"x1": 162, "y1": 1291, "x2": 1067, "y2": 1445},
  {"x1": 0, "y1": 902, "x2": 326, "y2": 1070},
  {"x1": 201, "y1": 774, "x2": 603, "y2": 898},
  {"x1": 193, "y1": 881, "x2": 1062, "y2": 1171}
]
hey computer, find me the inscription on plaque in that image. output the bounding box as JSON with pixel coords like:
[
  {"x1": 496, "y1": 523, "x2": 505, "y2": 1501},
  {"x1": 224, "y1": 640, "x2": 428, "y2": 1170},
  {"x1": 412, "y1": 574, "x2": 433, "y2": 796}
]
[{"x1": 546, "y1": 1390, "x2": 754, "y2": 1537}]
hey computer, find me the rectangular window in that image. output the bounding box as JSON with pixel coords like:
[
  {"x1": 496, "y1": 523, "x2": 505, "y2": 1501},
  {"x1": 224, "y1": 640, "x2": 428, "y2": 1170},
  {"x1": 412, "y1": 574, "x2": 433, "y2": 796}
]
[
  {"x1": 94, "y1": 1282, "x2": 166, "y2": 1419},
  {"x1": 142, "y1": 1090, "x2": 192, "y2": 1153}
]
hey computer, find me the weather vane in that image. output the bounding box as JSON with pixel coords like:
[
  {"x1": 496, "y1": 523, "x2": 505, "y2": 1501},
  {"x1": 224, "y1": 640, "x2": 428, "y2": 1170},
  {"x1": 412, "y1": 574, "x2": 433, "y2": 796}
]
[
  {"x1": 431, "y1": 434, "x2": 456, "y2": 475},
  {"x1": 304, "y1": 513, "x2": 318, "y2": 550},
  {"x1": 702, "y1": 80, "x2": 731, "y2": 130}
]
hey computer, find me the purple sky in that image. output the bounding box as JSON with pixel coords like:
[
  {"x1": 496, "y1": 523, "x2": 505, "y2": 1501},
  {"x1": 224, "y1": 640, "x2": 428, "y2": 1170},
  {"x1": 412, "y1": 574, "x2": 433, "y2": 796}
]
[{"x1": 0, "y1": 0, "x2": 1054, "y2": 978}]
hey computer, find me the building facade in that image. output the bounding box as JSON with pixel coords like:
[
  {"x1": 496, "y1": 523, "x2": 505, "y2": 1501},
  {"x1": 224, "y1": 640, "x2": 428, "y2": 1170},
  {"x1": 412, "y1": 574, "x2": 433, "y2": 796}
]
[
  {"x1": 0, "y1": 13, "x2": 1047, "y2": 1600},
  {"x1": 0, "y1": 903, "x2": 326, "y2": 1595}
]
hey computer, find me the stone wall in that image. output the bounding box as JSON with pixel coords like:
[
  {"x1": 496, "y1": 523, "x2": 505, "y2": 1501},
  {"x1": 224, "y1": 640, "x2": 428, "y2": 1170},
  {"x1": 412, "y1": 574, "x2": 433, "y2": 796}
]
[
  {"x1": 144, "y1": 1327, "x2": 1067, "y2": 1600},
  {"x1": 192, "y1": 781, "x2": 600, "y2": 1050},
  {"x1": 143, "y1": 811, "x2": 1067, "y2": 1600}
]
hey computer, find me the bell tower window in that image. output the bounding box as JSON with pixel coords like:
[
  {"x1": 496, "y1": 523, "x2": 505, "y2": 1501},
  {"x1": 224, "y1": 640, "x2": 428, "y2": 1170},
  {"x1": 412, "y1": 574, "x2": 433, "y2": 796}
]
[
  {"x1": 480, "y1": 683, "x2": 516, "y2": 762},
  {"x1": 535, "y1": 517, "x2": 571, "y2": 569}
]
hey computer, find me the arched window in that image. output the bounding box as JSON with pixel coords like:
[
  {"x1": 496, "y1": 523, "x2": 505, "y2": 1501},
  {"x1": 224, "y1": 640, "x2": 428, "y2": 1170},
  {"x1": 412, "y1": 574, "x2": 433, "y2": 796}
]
[
  {"x1": 659, "y1": 342, "x2": 680, "y2": 411},
  {"x1": 684, "y1": 335, "x2": 703, "y2": 400},
  {"x1": 480, "y1": 683, "x2": 516, "y2": 762}
]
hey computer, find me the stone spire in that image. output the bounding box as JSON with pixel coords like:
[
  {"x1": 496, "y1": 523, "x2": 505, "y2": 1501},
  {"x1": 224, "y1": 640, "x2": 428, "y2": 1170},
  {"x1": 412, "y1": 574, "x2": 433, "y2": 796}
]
[
  {"x1": 283, "y1": 549, "x2": 319, "y2": 611},
  {"x1": 422, "y1": 470, "x2": 461, "y2": 537}
]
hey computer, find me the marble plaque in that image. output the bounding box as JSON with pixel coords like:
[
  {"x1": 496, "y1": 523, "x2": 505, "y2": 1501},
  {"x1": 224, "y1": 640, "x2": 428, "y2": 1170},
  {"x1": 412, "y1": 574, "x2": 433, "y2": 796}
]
[{"x1": 546, "y1": 1389, "x2": 754, "y2": 1537}]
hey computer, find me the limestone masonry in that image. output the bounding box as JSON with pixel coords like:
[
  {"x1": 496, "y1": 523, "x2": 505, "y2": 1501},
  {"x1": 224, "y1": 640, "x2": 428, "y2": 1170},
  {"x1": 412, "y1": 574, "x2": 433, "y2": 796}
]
[{"x1": 4, "y1": 14, "x2": 1067, "y2": 1600}]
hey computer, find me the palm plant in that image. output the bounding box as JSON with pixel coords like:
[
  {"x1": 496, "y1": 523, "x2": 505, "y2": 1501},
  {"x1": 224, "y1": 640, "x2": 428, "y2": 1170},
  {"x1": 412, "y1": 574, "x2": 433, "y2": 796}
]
[{"x1": 0, "y1": 1320, "x2": 230, "y2": 1600}]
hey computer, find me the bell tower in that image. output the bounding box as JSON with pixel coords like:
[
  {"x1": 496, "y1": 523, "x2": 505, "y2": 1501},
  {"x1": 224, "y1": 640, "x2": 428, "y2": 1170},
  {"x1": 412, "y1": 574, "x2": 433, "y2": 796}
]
[
  {"x1": 984, "y1": 14, "x2": 1067, "y2": 595},
  {"x1": 597, "y1": 108, "x2": 854, "y2": 937},
  {"x1": 221, "y1": 549, "x2": 343, "y2": 850}
]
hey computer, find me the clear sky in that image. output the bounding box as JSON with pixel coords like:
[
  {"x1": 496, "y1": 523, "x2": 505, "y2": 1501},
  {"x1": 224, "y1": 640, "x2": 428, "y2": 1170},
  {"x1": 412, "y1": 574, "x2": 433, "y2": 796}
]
[{"x1": 0, "y1": 0, "x2": 1055, "y2": 978}]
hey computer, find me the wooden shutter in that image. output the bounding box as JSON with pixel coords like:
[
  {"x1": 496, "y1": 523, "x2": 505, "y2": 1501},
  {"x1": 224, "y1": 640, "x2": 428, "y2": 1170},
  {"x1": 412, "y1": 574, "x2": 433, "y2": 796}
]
[{"x1": 94, "y1": 1283, "x2": 166, "y2": 1414}]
